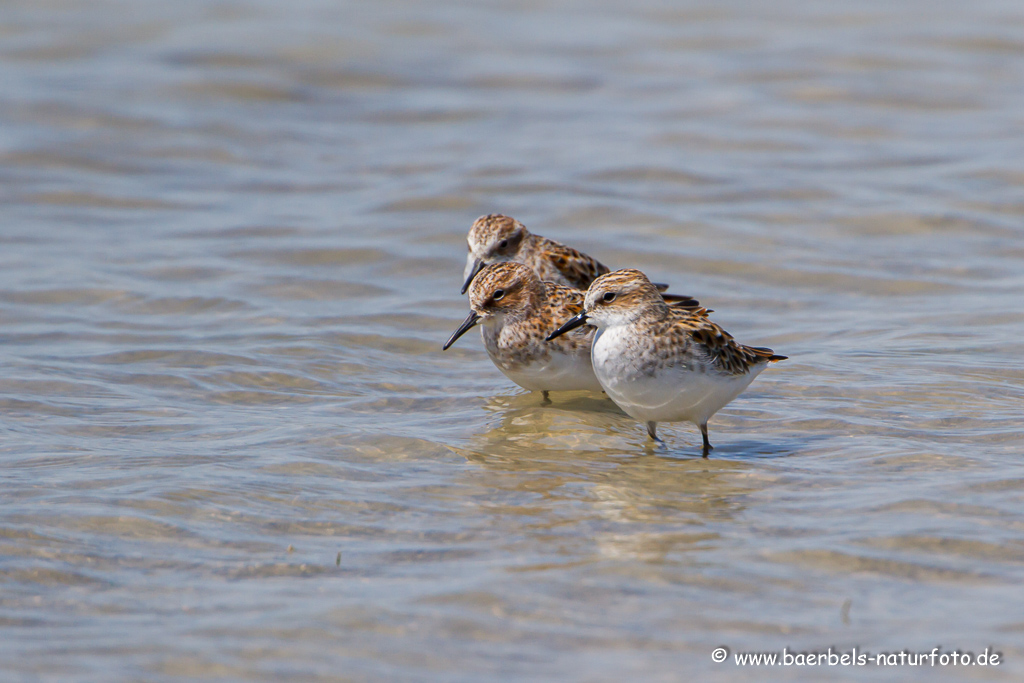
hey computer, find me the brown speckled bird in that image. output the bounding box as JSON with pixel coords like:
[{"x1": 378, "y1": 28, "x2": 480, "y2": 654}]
[
  {"x1": 444, "y1": 262, "x2": 602, "y2": 399},
  {"x1": 461, "y1": 214, "x2": 698, "y2": 307},
  {"x1": 548, "y1": 269, "x2": 786, "y2": 455}
]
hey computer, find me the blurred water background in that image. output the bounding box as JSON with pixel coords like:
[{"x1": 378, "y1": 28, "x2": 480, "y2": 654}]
[{"x1": 1, "y1": 0, "x2": 1023, "y2": 680}]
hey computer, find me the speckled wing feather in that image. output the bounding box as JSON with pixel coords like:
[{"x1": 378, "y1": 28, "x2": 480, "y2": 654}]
[
  {"x1": 530, "y1": 236, "x2": 610, "y2": 290},
  {"x1": 664, "y1": 294, "x2": 703, "y2": 310},
  {"x1": 517, "y1": 231, "x2": 699, "y2": 305},
  {"x1": 650, "y1": 309, "x2": 787, "y2": 376}
]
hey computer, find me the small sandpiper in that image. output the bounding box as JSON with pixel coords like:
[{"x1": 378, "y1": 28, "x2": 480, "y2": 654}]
[
  {"x1": 461, "y1": 214, "x2": 697, "y2": 306},
  {"x1": 548, "y1": 269, "x2": 786, "y2": 456},
  {"x1": 444, "y1": 262, "x2": 603, "y2": 399}
]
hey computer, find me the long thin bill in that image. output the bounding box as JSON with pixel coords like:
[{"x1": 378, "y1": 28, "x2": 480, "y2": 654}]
[
  {"x1": 442, "y1": 311, "x2": 481, "y2": 350},
  {"x1": 461, "y1": 259, "x2": 485, "y2": 294},
  {"x1": 546, "y1": 312, "x2": 589, "y2": 341}
]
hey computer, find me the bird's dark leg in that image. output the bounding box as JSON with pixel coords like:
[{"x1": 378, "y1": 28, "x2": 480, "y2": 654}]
[
  {"x1": 700, "y1": 422, "x2": 713, "y2": 458},
  {"x1": 541, "y1": 390, "x2": 551, "y2": 405},
  {"x1": 646, "y1": 421, "x2": 662, "y2": 443}
]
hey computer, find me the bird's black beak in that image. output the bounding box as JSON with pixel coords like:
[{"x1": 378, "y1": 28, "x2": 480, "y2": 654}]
[
  {"x1": 442, "y1": 311, "x2": 480, "y2": 350},
  {"x1": 461, "y1": 259, "x2": 485, "y2": 294},
  {"x1": 546, "y1": 311, "x2": 589, "y2": 341}
]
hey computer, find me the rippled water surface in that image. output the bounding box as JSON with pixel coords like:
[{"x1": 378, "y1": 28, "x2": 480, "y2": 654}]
[{"x1": 2, "y1": 0, "x2": 1024, "y2": 680}]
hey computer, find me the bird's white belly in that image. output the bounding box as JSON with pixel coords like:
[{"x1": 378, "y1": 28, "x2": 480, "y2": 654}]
[
  {"x1": 497, "y1": 350, "x2": 602, "y2": 393},
  {"x1": 482, "y1": 328, "x2": 603, "y2": 393},
  {"x1": 592, "y1": 327, "x2": 764, "y2": 425}
]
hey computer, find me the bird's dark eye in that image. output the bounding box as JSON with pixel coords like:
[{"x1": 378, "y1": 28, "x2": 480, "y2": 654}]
[
  {"x1": 498, "y1": 239, "x2": 509, "y2": 249},
  {"x1": 603, "y1": 291, "x2": 617, "y2": 303},
  {"x1": 493, "y1": 289, "x2": 505, "y2": 301}
]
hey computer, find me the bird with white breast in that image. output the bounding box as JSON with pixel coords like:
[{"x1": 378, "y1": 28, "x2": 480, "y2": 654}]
[
  {"x1": 444, "y1": 261, "x2": 603, "y2": 400},
  {"x1": 547, "y1": 269, "x2": 786, "y2": 456}
]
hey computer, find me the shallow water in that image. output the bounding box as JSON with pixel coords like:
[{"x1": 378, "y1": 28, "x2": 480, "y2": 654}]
[{"x1": 2, "y1": 0, "x2": 1024, "y2": 680}]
